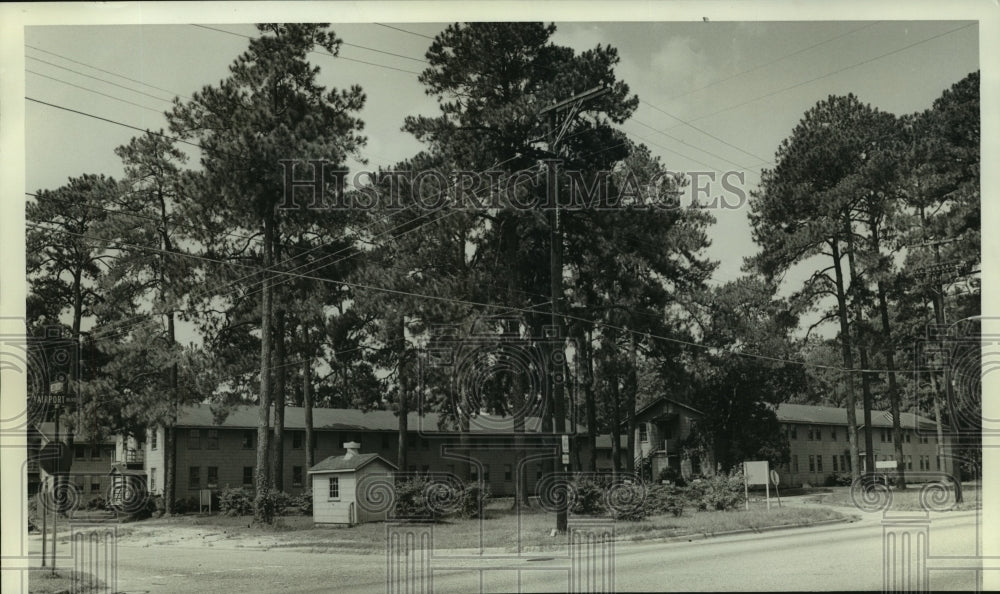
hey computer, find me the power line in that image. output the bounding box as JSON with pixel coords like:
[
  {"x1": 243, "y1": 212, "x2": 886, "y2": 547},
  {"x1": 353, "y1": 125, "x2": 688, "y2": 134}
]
[
  {"x1": 27, "y1": 221, "x2": 898, "y2": 375},
  {"x1": 25, "y1": 44, "x2": 192, "y2": 100},
  {"x1": 26, "y1": 55, "x2": 177, "y2": 104},
  {"x1": 26, "y1": 96, "x2": 201, "y2": 149},
  {"x1": 374, "y1": 23, "x2": 436, "y2": 40},
  {"x1": 27, "y1": 70, "x2": 166, "y2": 114},
  {"x1": 639, "y1": 101, "x2": 773, "y2": 167},
  {"x1": 190, "y1": 24, "x2": 422, "y2": 76},
  {"x1": 681, "y1": 22, "x2": 977, "y2": 128},
  {"x1": 662, "y1": 21, "x2": 882, "y2": 102}
]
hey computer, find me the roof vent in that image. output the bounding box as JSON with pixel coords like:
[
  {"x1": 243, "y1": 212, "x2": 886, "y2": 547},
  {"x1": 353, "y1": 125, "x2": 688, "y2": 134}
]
[{"x1": 343, "y1": 441, "x2": 361, "y2": 458}]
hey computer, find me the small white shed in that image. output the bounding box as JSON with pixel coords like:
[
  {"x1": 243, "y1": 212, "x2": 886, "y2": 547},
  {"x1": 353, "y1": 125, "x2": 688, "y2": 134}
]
[{"x1": 309, "y1": 442, "x2": 397, "y2": 526}]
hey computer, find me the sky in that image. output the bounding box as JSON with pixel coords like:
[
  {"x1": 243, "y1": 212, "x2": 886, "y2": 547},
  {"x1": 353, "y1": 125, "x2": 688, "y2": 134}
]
[{"x1": 20, "y1": 19, "x2": 980, "y2": 341}]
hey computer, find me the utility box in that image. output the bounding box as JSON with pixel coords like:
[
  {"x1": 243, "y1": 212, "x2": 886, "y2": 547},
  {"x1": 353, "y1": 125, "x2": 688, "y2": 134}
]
[{"x1": 309, "y1": 442, "x2": 397, "y2": 526}]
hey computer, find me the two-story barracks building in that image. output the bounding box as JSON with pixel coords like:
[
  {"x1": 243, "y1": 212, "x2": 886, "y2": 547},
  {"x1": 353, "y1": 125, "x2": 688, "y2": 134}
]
[{"x1": 772, "y1": 403, "x2": 952, "y2": 487}]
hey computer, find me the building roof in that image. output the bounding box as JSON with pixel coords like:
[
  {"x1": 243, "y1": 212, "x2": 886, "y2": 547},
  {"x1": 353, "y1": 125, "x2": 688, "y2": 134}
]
[
  {"x1": 108, "y1": 463, "x2": 147, "y2": 477},
  {"x1": 775, "y1": 403, "x2": 936, "y2": 429},
  {"x1": 633, "y1": 396, "x2": 703, "y2": 420},
  {"x1": 308, "y1": 452, "x2": 397, "y2": 474},
  {"x1": 175, "y1": 403, "x2": 583, "y2": 433}
]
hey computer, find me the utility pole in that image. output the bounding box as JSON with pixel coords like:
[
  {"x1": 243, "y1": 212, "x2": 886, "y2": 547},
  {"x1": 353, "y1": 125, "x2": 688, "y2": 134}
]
[
  {"x1": 537, "y1": 86, "x2": 608, "y2": 533},
  {"x1": 912, "y1": 229, "x2": 972, "y2": 504}
]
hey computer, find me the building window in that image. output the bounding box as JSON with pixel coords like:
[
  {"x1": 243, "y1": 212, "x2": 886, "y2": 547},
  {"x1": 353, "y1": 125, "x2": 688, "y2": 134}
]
[
  {"x1": 292, "y1": 466, "x2": 303, "y2": 487},
  {"x1": 470, "y1": 466, "x2": 479, "y2": 481},
  {"x1": 504, "y1": 464, "x2": 513, "y2": 482},
  {"x1": 832, "y1": 456, "x2": 838, "y2": 472},
  {"x1": 207, "y1": 466, "x2": 218, "y2": 488},
  {"x1": 422, "y1": 438, "x2": 429, "y2": 451},
  {"x1": 328, "y1": 477, "x2": 340, "y2": 500},
  {"x1": 808, "y1": 455, "x2": 815, "y2": 473},
  {"x1": 887, "y1": 430, "x2": 893, "y2": 443},
  {"x1": 150, "y1": 429, "x2": 157, "y2": 450},
  {"x1": 381, "y1": 434, "x2": 390, "y2": 449},
  {"x1": 831, "y1": 429, "x2": 837, "y2": 441},
  {"x1": 91, "y1": 445, "x2": 101, "y2": 459},
  {"x1": 816, "y1": 455, "x2": 823, "y2": 473},
  {"x1": 790, "y1": 425, "x2": 797, "y2": 440},
  {"x1": 91, "y1": 479, "x2": 101, "y2": 493},
  {"x1": 74, "y1": 445, "x2": 86, "y2": 460},
  {"x1": 150, "y1": 469, "x2": 156, "y2": 491},
  {"x1": 880, "y1": 429, "x2": 886, "y2": 442},
  {"x1": 292, "y1": 432, "x2": 303, "y2": 449},
  {"x1": 806, "y1": 427, "x2": 813, "y2": 441},
  {"x1": 103, "y1": 446, "x2": 115, "y2": 460},
  {"x1": 906, "y1": 455, "x2": 912, "y2": 470},
  {"x1": 905, "y1": 433, "x2": 911, "y2": 443},
  {"x1": 206, "y1": 429, "x2": 219, "y2": 450},
  {"x1": 189, "y1": 467, "x2": 200, "y2": 489},
  {"x1": 241, "y1": 431, "x2": 254, "y2": 450},
  {"x1": 243, "y1": 466, "x2": 253, "y2": 487},
  {"x1": 639, "y1": 424, "x2": 648, "y2": 443},
  {"x1": 841, "y1": 455, "x2": 848, "y2": 473},
  {"x1": 188, "y1": 429, "x2": 201, "y2": 450},
  {"x1": 936, "y1": 456, "x2": 941, "y2": 470},
  {"x1": 792, "y1": 455, "x2": 799, "y2": 473}
]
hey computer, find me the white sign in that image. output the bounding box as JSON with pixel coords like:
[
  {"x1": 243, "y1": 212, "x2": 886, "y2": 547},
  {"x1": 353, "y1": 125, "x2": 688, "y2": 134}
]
[
  {"x1": 875, "y1": 460, "x2": 896, "y2": 470},
  {"x1": 561, "y1": 435, "x2": 570, "y2": 453},
  {"x1": 561, "y1": 453, "x2": 570, "y2": 466},
  {"x1": 743, "y1": 461, "x2": 769, "y2": 485},
  {"x1": 770, "y1": 469, "x2": 780, "y2": 486}
]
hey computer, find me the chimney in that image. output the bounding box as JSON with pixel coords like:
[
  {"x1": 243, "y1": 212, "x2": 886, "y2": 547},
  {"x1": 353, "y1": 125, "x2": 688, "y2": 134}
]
[{"x1": 343, "y1": 441, "x2": 361, "y2": 459}]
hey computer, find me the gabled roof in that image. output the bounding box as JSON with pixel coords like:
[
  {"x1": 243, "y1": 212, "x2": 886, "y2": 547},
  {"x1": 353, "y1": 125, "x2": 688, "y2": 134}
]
[
  {"x1": 775, "y1": 403, "x2": 936, "y2": 429},
  {"x1": 175, "y1": 403, "x2": 585, "y2": 433},
  {"x1": 633, "y1": 396, "x2": 703, "y2": 420},
  {"x1": 308, "y1": 452, "x2": 397, "y2": 474}
]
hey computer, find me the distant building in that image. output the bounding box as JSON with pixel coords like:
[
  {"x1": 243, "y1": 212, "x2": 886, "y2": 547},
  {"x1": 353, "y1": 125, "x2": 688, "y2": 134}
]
[
  {"x1": 774, "y1": 403, "x2": 951, "y2": 487},
  {"x1": 628, "y1": 398, "x2": 952, "y2": 487},
  {"x1": 144, "y1": 403, "x2": 592, "y2": 499}
]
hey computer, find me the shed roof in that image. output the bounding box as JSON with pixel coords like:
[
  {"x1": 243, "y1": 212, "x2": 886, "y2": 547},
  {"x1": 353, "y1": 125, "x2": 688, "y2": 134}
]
[
  {"x1": 308, "y1": 453, "x2": 397, "y2": 474},
  {"x1": 108, "y1": 463, "x2": 146, "y2": 477}
]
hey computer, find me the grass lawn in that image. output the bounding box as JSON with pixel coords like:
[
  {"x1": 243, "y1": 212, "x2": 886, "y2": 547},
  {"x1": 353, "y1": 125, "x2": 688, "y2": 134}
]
[
  {"x1": 805, "y1": 482, "x2": 980, "y2": 512},
  {"x1": 28, "y1": 567, "x2": 104, "y2": 594},
  {"x1": 119, "y1": 498, "x2": 849, "y2": 554}
]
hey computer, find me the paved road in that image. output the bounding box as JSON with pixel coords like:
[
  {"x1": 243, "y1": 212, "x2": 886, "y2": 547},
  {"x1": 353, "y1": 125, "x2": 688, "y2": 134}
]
[{"x1": 27, "y1": 509, "x2": 984, "y2": 592}]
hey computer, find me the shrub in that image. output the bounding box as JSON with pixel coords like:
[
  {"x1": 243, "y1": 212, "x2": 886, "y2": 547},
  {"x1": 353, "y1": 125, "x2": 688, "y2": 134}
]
[
  {"x1": 455, "y1": 483, "x2": 489, "y2": 519},
  {"x1": 685, "y1": 470, "x2": 744, "y2": 511},
  {"x1": 569, "y1": 475, "x2": 608, "y2": 516},
  {"x1": 220, "y1": 487, "x2": 255, "y2": 516},
  {"x1": 85, "y1": 496, "x2": 107, "y2": 511},
  {"x1": 393, "y1": 476, "x2": 491, "y2": 521},
  {"x1": 645, "y1": 484, "x2": 685, "y2": 517},
  {"x1": 290, "y1": 492, "x2": 312, "y2": 515},
  {"x1": 657, "y1": 466, "x2": 687, "y2": 488},
  {"x1": 824, "y1": 473, "x2": 853, "y2": 487}
]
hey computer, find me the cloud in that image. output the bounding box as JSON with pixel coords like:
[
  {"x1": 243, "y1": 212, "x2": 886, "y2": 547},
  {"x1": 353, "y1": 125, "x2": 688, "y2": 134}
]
[{"x1": 647, "y1": 36, "x2": 718, "y2": 96}]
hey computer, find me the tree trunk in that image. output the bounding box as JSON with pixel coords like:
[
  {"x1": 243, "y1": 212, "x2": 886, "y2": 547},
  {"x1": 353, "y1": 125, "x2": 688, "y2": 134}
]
[
  {"x1": 254, "y1": 212, "x2": 275, "y2": 524},
  {"x1": 844, "y1": 224, "x2": 875, "y2": 478},
  {"x1": 930, "y1": 293, "x2": 963, "y2": 503},
  {"x1": 396, "y1": 316, "x2": 408, "y2": 472},
  {"x1": 272, "y1": 308, "x2": 286, "y2": 492},
  {"x1": 303, "y1": 326, "x2": 314, "y2": 475},
  {"x1": 164, "y1": 313, "x2": 178, "y2": 516},
  {"x1": 584, "y1": 329, "x2": 598, "y2": 473},
  {"x1": 830, "y1": 240, "x2": 861, "y2": 481},
  {"x1": 624, "y1": 331, "x2": 638, "y2": 475}
]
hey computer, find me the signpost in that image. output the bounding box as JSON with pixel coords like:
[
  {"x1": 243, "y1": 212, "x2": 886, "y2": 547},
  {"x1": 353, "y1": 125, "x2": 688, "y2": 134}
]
[
  {"x1": 875, "y1": 460, "x2": 895, "y2": 487},
  {"x1": 770, "y1": 469, "x2": 782, "y2": 508},
  {"x1": 743, "y1": 461, "x2": 770, "y2": 510}
]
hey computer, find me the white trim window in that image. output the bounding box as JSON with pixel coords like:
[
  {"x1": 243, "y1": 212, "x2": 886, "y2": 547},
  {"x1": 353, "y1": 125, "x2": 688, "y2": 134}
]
[{"x1": 328, "y1": 477, "x2": 340, "y2": 500}]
